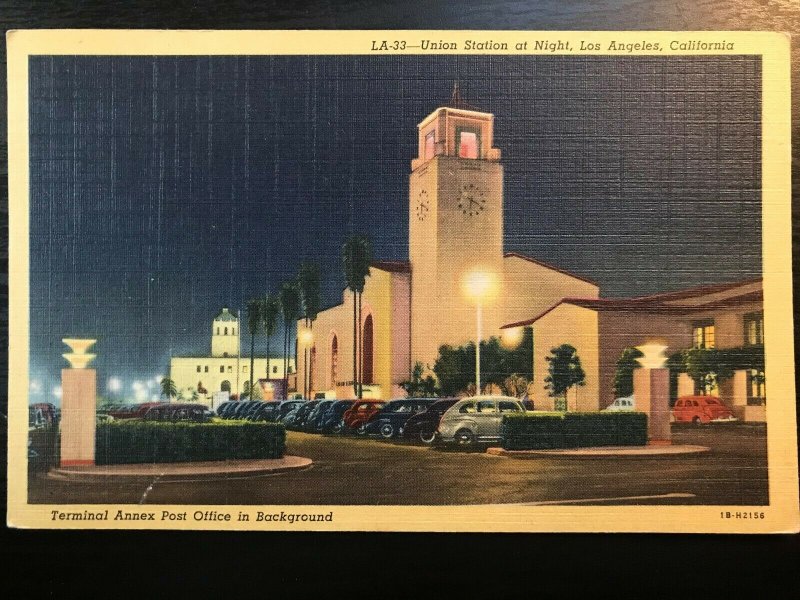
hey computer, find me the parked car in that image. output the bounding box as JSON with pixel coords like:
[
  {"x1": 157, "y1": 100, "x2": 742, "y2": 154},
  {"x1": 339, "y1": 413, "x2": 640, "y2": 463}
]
[
  {"x1": 364, "y1": 398, "x2": 438, "y2": 439},
  {"x1": 673, "y1": 395, "x2": 737, "y2": 424},
  {"x1": 285, "y1": 401, "x2": 320, "y2": 431},
  {"x1": 603, "y1": 395, "x2": 635, "y2": 412},
  {"x1": 342, "y1": 400, "x2": 386, "y2": 434},
  {"x1": 319, "y1": 400, "x2": 355, "y2": 433},
  {"x1": 216, "y1": 401, "x2": 239, "y2": 418},
  {"x1": 402, "y1": 398, "x2": 459, "y2": 444},
  {"x1": 277, "y1": 400, "x2": 305, "y2": 422},
  {"x1": 436, "y1": 396, "x2": 527, "y2": 446},
  {"x1": 110, "y1": 402, "x2": 165, "y2": 420},
  {"x1": 142, "y1": 403, "x2": 213, "y2": 422},
  {"x1": 303, "y1": 400, "x2": 335, "y2": 432},
  {"x1": 248, "y1": 402, "x2": 281, "y2": 422}
]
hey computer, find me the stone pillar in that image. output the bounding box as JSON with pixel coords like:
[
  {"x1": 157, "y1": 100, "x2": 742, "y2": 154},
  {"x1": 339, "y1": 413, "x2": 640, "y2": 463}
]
[
  {"x1": 60, "y1": 339, "x2": 97, "y2": 467},
  {"x1": 634, "y1": 367, "x2": 672, "y2": 445}
]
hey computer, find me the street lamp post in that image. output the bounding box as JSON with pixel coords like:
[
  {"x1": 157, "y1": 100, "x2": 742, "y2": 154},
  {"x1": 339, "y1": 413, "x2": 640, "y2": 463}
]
[
  {"x1": 299, "y1": 327, "x2": 314, "y2": 399},
  {"x1": 462, "y1": 268, "x2": 498, "y2": 396}
]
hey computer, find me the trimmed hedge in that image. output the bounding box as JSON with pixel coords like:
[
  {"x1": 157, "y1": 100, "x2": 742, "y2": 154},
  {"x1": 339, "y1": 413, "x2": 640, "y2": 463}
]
[
  {"x1": 96, "y1": 420, "x2": 286, "y2": 465},
  {"x1": 500, "y1": 412, "x2": 648, "y2": 450}
]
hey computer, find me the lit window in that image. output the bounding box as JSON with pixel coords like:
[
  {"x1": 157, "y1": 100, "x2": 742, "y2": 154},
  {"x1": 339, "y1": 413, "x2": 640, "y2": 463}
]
[
  {"x1": 228, "y1": 366, "x2": 233, "y2": 373},
  {"x1": 458, "y1": 130, "x2": 479, "y2": 159},
  {"x1": 692, "y1": 320, "x2": 715, "y2": 349},
  {"x1": 424, "y1": 131, "x2": 436, "y2": 159},
  {"x1": 744, "y1": 312, "x2": 764, "y2": 346},
  {"x1": 243, "y1": 366, "x2": 248, "y2": 373},
  {"x1": 747, "y1": 369, "x2": 766, "y2": 406}
]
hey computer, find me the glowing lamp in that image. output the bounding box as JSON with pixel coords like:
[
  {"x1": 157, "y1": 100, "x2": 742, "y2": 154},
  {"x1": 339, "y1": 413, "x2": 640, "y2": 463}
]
[
  {"x1": 635, "y1": 343, "x2": 668, "y2": 369},
  {"x1": 462, "y1": 268, "x2": 498, "y2": 305},
  {"x1": 501, "y1": 326, "x2": 524, "y2": 349},
  {"x1": 62, "y1": 338, "x2": 97, "y2": 369},
  {"x1": 299, "y1": 328, "x2": 314, "y2": 347}
]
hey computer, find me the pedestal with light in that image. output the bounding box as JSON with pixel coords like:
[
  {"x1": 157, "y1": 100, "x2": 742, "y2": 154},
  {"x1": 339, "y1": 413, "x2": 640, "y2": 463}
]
[
  {"x1": 633, "y1": 343, "x2": 672, "y2": 446},
  {"x1": 60, "y1": 338, "x2": 98, "y2": 467}
]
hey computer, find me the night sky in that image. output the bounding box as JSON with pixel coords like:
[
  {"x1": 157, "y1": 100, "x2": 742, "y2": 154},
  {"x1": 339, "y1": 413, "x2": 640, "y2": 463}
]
[{"x1": 28, "y1": 54, "x2": 761, "y2": 400}]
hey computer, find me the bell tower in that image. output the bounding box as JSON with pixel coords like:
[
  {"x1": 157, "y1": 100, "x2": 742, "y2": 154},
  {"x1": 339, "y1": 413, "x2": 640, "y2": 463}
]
[
  {"x1": 211, "y1": 307, "x2": 239, "y2": 358},
  {"x1": 408, "y1": 86, "x2": 505, "y2": 367}
]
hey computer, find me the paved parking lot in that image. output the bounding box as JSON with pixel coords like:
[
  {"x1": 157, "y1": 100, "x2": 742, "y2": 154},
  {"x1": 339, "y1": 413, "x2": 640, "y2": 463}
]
[{"x1": 28, "y1": 424, "x2": 768, "y2": 506}]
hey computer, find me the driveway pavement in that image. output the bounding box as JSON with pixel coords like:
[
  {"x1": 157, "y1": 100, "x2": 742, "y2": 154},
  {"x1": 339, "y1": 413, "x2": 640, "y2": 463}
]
[{"x1": 28, "y1": 423, "x2": 768, "y2": 506}]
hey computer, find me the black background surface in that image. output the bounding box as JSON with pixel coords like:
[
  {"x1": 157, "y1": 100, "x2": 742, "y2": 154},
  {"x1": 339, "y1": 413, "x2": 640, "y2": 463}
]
[{"x1": 1, "y1": 2, "x2": 798, "y2": 597}]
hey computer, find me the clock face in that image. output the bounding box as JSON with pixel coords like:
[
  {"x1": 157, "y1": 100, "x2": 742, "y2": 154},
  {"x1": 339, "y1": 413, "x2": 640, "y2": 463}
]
[
  {"x1": 415, "y1": 189, "x2": 430, "y2": 221},
  {"x1": 457, "y1": 183, "x2": 487, "y2": 216}
]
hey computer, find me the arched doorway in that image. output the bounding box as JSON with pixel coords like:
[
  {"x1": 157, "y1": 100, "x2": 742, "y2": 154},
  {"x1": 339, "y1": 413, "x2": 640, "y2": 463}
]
[
  {"x1": 362, "y1": 315, "x2": 374, "y2": 385},
  {"x1": 220, "y1": 380, "x2": 231, "y2": 393},
  {"x1": 330, "y1": 335, "x2": 338, "y2": 389}
]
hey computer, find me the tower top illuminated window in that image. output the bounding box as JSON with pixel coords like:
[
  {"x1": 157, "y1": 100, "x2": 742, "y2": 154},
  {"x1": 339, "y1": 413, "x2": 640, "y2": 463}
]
[{"x1": 411, "y1": 83, "x2": 501, "y2": 171}]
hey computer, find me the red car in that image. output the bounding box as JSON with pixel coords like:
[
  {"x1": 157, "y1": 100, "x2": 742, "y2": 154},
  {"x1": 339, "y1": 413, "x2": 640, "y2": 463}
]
[
  {"x1": 342, "y1": 400, "x2": 386, "y2": 434},
  {"x1": 673, "y1": 395, "x2": 737, "y2": 424}
]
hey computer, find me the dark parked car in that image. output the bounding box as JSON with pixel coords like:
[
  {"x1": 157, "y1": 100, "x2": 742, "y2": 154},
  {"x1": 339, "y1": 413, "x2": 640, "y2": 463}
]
[
  {"x1": 284, "y1": 401, "x2": 319, "y2": 431},
  {"x1": 319, "y1": 400, "x2": 355, "y2": 433},
  {"x1": 230, "y1": 401, "x2": 259, "y2": 420},
  {"x1": 248, "y1": 402, "x2": 281, "y2": 422},
  {"x1": 302, "y1": 400, "x2": 335, "y2": 432},
  {"x1": 277, "y1": 400, "x2": 305, "y2": 422},
  {"x1": 109, "y1": 402, "x2": 163, "y2": 420},
  {"x1": 216, "y1": 401, "x2": 239, "y2": 418},
  {"x1": 364, "y1": 398, "x2": 438, "y2": 439},
  {"x1": 142, "y1": 403, "x2": 213, "y2": 422},
  {"x1": 402, "y1": 398, "x2": 459, "y2": 444}
]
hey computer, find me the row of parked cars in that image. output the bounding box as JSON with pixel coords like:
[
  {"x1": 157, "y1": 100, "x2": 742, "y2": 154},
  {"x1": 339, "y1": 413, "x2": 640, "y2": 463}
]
[{"x1": 238, "y1": 396, "x2": 538, "y2": 446}]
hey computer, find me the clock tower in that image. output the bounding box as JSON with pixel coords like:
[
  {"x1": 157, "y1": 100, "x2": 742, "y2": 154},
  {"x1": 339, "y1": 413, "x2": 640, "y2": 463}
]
[{"x1": 409, "y1": 91, "x2": 504, "y2": 367}]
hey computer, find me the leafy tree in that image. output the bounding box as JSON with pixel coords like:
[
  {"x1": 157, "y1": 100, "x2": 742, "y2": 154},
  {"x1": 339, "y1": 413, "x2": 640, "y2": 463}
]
[
  {"x1": 279, "y1": 280, "x2": 301, "y2": 398},
  {"x1": 400, "y1": 361, "x2": 439, "y2": 397},
  {"x1": 261, "y1": 294, "x2": 280, "y2": 380},
  {"x1": 502, "y1": 373, "x2": 530, "y2": 398},
  {"x1": 190, "y1": 388, "x2": 199, "y2": 402},
  {"x1": 160, "y1": 377, "x2": 177, "y2": 402},
  {"x1": 432, "y1": 330, "x2": 533, "y2": 397},
  {"x1": 683, "y1": 347, "x2": 735, "y2": 395},
  {"x1": 544, "y1": 344, "x2": 586, "y2": 411},
  {"x1": 246, "y1": 298, "x2": 262, "y2": 405},
  {"x1": 298, "y1": 262, "x2": 322, "y2": 399},
  {"x1": 342, "y1": 234, "x2": 372, "y2": 398},
  {"x1": 613, "y1": 347, "x2": 644, "y2": 398},
  {"x1": 242, "y1": 380, "x2": 262, "y2": 400}
]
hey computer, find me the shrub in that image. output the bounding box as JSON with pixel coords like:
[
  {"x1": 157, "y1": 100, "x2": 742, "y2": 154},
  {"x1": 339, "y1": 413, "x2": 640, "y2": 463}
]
[
  {"x1": 500, "y1": 412, "x2": 647, "y2": 450},
  {"x1": 96, "y1": 420, "x2": 285, "y2": 465}
]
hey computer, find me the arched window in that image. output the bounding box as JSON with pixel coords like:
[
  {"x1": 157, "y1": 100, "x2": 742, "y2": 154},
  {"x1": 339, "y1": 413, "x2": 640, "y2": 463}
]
[
  {"x1": 224, "y1": 327, "x2": 228, "y2": 335},
  {"x1": 232, "y1": 327, "x2": 236, "y2": 335},
  {"x1": 220, "y1": 380, "x2": 231, "y2": 392},
  {"x1": 330, "y1": 335, "x2": 339, "y2": 388},
  {"x1": 361, "y1": 315, "x2": 374, "y2": 385}
]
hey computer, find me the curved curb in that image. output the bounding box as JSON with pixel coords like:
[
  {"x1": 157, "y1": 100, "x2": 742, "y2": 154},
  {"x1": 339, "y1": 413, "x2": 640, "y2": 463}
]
[
  {"x1": 485, "y1": 445, "x2": 711, "y2": 459},
  {"x1": 47, "y1": 455, "x2": 313, "y2": 482}
]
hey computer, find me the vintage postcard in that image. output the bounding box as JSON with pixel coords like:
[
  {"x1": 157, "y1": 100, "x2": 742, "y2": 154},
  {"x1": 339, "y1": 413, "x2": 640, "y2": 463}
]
[{"x1": 6, "y1": 30, "x2": 798, "y2": 532}]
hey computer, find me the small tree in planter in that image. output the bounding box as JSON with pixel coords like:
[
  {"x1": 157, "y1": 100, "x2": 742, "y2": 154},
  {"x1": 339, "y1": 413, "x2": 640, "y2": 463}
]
[
  {"x1": 613, "y1": 347, "x2": 644, "y2": 398},
  {"x1": 544, "y1": 344, "x2": 586, "y2": 411}
]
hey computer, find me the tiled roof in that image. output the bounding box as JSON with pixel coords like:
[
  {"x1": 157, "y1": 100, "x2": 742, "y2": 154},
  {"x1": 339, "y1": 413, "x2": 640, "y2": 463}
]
[
  {"x1": 501, "y1": 278, "x2": 763, "y2": 329},
  {"x1": 213, "y1": 307, "x2": 239, "y2": 321}
]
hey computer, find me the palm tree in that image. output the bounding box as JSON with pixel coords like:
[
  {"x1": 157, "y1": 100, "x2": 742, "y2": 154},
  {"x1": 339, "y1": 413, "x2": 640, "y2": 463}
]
[
  {"x1": 261, "y1": 294, "x2": 280, "y2": 382},
  {"x1": 160, "y1": 377, "x2": 177, "y2": 402},
  {"x1": 246, "y1": 298, "x2": 262, "y2": 401},
  {"x1": 298, "y1": 262, "x2": 321, "y2": 399},
  {"x1": 342, "y1": 235, "x2": 372, "y2": 398},
  {"x1": 279, "y1": 280, "x2": 301, "y2": 398}
]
